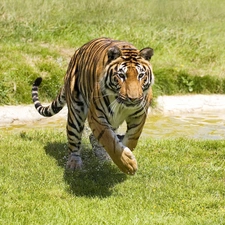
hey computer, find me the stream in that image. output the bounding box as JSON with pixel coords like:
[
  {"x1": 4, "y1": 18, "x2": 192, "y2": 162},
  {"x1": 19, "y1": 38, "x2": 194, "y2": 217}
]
[{"x1": 1, "y1": 111, "x2": 224, "y2": 140}]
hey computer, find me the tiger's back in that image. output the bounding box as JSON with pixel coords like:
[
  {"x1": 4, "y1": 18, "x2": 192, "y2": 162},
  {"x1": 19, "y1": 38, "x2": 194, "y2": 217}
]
[{"x1": 32, "y1": 37, "x2": 154, "y2": 175}]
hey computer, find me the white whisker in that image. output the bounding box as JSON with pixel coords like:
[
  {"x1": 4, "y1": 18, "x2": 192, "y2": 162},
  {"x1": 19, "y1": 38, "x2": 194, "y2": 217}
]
[{"x1": 108, "y1": 99, "x2": 118, "y2": 116}]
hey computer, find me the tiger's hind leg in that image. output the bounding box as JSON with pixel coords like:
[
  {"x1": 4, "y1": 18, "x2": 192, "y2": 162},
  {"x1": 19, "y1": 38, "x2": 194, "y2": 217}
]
[{"x1": 65, "y1": 94, "x2": 88, "y2": 170}]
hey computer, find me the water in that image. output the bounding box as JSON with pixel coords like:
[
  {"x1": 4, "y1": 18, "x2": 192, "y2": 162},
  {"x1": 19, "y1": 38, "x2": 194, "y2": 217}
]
[
  {"x1": 142, "y1": 111, "x2": 225, "y2": 140},
  {"x1": 1, "y1": 111, "x2": 224, "y2": 140}
]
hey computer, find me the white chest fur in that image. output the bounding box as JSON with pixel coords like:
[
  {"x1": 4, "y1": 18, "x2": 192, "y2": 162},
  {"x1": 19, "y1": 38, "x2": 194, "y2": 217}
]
[{"x1": 107, "y1": 101, "x2": 140, "y2": 130}]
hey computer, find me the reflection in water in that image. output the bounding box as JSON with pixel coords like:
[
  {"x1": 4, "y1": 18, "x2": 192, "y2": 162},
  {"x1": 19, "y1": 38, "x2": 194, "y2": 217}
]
[{"x1": 1, "y1": 111, "x2": 225, "y2": 140}]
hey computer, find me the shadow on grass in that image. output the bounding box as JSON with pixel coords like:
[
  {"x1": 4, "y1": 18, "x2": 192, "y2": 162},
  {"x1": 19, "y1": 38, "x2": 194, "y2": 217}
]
[{"x1": 44, "y1": 142, "x2": 127, "y2": 198}]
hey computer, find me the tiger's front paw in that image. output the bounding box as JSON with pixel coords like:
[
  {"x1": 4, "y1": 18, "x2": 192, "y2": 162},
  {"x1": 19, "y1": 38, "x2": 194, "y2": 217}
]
[
  {"x1": 66, "y1": 153, "x2": 83, "y2": 170},
  {"x1": 121, "y1": 147, "x2": 138, "y2": 175},
  {"x1": 113, "y1": 147, "x2": 137, "y2": 175}
]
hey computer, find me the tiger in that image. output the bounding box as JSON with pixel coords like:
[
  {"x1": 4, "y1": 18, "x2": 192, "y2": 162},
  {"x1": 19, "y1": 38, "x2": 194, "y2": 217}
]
[{"x1": 32, "y1": 37, "x2": 154, "y2": 175}]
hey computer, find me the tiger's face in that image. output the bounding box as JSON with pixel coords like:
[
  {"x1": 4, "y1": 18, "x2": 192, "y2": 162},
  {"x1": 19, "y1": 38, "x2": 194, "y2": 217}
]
[
  {"x1": 103, "y1": 46, "x2": 154, "y2": 107},
  {"x1": 113, "y1": 61, "x2": 153, "y2": 106}
]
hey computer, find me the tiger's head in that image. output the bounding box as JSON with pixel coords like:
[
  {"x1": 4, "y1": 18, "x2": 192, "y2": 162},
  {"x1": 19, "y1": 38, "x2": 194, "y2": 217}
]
[{"x1": 103, "y1": 45, "x2": 154, "y2": 107}]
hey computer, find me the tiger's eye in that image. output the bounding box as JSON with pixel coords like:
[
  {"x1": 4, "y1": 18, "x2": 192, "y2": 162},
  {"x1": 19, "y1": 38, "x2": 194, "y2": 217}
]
[
  {"x1": 138, "y1": 73, "x2": 145, "y2": 79},
  {"x1": 118, "y1": 73, "x2": 126, "y2": 80}
]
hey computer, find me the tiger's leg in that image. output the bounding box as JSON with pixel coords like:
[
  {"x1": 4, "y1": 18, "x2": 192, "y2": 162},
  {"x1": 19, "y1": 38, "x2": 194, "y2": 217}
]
[
  {"x1": 122, "y1": 91, "x2": 152, "y2": 150},
  {"x1": 89, "y1": 134, "x2": 111, "y2": 161},
  {"x1": 88, "y1": 113, "x2": 137, "y2": 175},
  {"x1": 122, "y1": 113, "x2": 147, "y2": 151},
  {"x1": 66, "y1": 95, "x2": 88, "y2": 170}
]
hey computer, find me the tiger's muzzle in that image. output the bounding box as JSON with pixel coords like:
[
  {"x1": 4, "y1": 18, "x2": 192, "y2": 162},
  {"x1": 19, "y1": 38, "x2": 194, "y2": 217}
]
[{"x1": 117, "y1": 94, "x2": 144, "y2": 106}]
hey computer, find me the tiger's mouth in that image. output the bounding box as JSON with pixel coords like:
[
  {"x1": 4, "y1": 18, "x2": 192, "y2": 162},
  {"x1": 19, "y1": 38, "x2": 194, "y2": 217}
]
[{"x1": 116, "y1": 95, "x2": 144, "y2": 107}]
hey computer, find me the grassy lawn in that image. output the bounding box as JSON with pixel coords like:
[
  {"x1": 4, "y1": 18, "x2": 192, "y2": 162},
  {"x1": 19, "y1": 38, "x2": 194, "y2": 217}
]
[
  {"x1": 1, "y1": 129, "x2": 225, "y2": 224},
  {"x1": 1, "y1": 0, "x2": 225, "y2": 104}
]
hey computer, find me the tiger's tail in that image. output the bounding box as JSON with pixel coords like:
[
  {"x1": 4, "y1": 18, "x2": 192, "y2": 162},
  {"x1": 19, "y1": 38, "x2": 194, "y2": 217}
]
[{"x1": 31, "y1": 77, "x2": 66, "y2": 117}]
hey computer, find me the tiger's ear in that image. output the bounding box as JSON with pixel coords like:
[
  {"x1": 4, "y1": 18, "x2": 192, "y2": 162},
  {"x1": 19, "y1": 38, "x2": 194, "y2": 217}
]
[
  {"x1": 139, "y1": 47, "x2": 154, "y2": 61},
  {"x1": 107, "y1": 46, "x2": 122, "y2": 63}
]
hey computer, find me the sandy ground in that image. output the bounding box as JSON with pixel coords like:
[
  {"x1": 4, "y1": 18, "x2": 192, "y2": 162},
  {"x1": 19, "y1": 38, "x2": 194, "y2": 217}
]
[
  {"x1": 156, "y1": 94, "x2": 225, "y2": 114},
  {"x1": 0, "y1": 94, "x2": 225, "y2": 127}
]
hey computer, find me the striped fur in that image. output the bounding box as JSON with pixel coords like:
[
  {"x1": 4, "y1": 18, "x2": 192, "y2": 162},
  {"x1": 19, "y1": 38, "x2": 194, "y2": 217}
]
[{"x1": 32, "y1": 37, "x2": 154, "y2": 175}]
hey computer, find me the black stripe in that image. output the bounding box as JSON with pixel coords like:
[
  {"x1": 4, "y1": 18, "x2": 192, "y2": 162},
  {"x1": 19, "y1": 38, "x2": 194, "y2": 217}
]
[
  {"x1": 68, "y1": 118, "x2": 82, "y2": 132},
  {"x1": 103, "y1": 95, "x2": 113, "y2": 115},
  {"x1": 67, "y1": 129, "x2": 80, "y2": 140},
  {"x1": 97, "y1": 127, "x2": 111, "y2": 141},
  {"x1": 129, "y1": 107, "x2": 145, "y2": 117}
]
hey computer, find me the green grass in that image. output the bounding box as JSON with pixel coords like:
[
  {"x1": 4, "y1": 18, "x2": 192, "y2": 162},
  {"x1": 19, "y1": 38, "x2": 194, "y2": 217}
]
[
  {"x1": 1, "y1": 0, "x2": 225, "y2": 104},
  {"x1": 1, "y1": 129, "x2": 225, "y2": 224}
]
